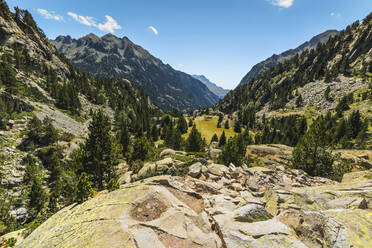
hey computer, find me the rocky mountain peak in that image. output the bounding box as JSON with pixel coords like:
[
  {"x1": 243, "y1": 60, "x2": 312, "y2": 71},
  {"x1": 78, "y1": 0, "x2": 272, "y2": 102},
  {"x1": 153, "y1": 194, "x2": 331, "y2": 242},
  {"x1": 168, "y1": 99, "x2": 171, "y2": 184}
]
[
  {"x1": 52, "y1": 34, "x2": 219, "y2": 110},
  {"x1": 54, "y1": 35, "x2": 72, "y2": 44},
  {"x1": 101, "y1": 33, "x2": 121, "y2": 41}
]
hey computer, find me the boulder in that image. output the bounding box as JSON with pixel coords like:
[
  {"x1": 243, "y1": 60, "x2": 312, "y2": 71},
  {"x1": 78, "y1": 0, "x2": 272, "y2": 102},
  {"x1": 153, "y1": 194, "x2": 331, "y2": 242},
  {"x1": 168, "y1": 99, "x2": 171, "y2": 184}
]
[
  {"x1": 18, "y1": 176, "x2": 219, "y2": 248},
  {"x1": 118, "y1": 171, "x2": 132, "y2": 185},
  {"x1": 207, "y1": 163, "x2": 228, "y2": 176},
  {"x1": 325, "y1": 209, "x2": 372, "y2": 247},
  {"x1": 137, "y1": 158, "x2": 173, "y2": 178},
  {"x1": 264, "y1": 190, "x2": 279, "y2": 216},
  {"x1": 156, "y1": 157, "x2": 174, "y2": 166},
  {"x1": 209, "y1": 148, "x2": 222, "y2": 159},
  {"x1": 160, "y1": 148, "x2": 176, "y2": 157},
  {"x1": 247, "y1": 167, "x2": 273, "y2": 175},
  {"x1": 231, "y1": 183, "x2": 243, "y2": 191},
  {"x1": 324, "y1": 217, "x2": 350, "y2": 248},
  {"x1": 234, "y1": 204, "x2": 273, "y2": 223},
  {"x1": 188, "y1": 162, "x2": 202, "y2": 178},
  {"x1": 205, "y1": 194, "x2": 236, "y2": 215},
  {"x1": 342, "y1": 169, "x2": 372, "y2": 183},
  {"x1": 214, "y1": 215, "x2": 307, "y2": 248}
]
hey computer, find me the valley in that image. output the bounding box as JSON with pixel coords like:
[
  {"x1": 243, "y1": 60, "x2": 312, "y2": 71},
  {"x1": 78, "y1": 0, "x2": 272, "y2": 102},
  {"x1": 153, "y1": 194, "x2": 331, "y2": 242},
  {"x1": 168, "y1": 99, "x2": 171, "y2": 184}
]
[{"x1": 0, "y1": 0, "x2": 371, "y2": 247}]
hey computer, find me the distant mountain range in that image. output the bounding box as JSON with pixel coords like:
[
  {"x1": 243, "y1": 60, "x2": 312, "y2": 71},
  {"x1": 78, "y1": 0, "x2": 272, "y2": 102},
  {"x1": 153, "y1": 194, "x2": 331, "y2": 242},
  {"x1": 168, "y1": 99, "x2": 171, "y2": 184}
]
[
  {"x1": 52, "y1": 34, "x2": 219, "y2": 111},
  {"x1": 238, "y1": 30, "x2": 339, "y2": 87},
  {"x1": 192, "y1": 75, "x2": 230, "y2": 98}
]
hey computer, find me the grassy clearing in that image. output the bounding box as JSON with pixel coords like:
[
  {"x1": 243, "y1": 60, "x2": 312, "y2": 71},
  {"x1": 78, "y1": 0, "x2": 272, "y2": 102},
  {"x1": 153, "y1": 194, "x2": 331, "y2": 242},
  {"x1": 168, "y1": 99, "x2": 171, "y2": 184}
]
[{"x1": 183, "y1": 116, "x2": 237, "y2": 144}]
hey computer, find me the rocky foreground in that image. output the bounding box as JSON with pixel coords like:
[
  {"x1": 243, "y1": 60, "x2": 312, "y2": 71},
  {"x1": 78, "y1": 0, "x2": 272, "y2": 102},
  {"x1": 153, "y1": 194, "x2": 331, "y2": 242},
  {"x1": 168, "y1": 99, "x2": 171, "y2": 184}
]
[{"x1": 5, "y1": 153, "x2": 371, "y2": 248}]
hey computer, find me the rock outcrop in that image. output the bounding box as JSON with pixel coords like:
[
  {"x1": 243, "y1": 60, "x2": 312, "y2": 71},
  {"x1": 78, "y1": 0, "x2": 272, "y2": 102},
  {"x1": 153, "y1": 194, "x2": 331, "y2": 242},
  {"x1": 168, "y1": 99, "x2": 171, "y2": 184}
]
[{"x1": 15, "y1": 164, "x2": 372, "y2": 247}]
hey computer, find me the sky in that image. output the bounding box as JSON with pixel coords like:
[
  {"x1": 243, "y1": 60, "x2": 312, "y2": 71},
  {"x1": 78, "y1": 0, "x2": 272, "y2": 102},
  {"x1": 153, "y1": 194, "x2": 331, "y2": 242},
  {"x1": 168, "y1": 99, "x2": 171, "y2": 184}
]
[{"x1": 6, "y1": 0, "x2": 372, "y2": 89}]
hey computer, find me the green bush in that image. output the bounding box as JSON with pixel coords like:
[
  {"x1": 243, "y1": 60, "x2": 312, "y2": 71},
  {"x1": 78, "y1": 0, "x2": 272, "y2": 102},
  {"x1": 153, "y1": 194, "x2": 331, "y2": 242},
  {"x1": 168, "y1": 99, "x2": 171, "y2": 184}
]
[{"x1": 106, "y1": 177, "x2": 120, "y2": 192}]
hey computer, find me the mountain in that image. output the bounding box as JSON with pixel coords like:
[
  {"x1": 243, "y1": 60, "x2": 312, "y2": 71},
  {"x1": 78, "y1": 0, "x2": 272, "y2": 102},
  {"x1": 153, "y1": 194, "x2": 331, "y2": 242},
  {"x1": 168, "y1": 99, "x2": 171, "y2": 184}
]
[
  {"x1": 1, "y1": 1, "x2": 372, "y2": 246},
  {"x1": 192, "y1": 75, "x2": 230, "y2": 98},
  {"x1": 0, "y1": 0, "x2": 155, "y2": 233},
  {"x1": 51, "y1": 34, "x2": 219, "y2": 111},
  {"x1": 238, "y1": 30, "x2": 339, "y2": 87},
  {"x1": 218, "y1": 18, "x2": 372, "y2": 114}
]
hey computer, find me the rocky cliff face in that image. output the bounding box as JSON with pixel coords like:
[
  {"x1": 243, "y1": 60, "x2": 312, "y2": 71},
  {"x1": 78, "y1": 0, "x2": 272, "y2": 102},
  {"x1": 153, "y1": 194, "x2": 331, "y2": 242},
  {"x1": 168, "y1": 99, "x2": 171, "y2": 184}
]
[
  {"x1": 238, "y1": 30, "x2": 339, "y2": 87},
  {"x1": 0, "y1": 3, "x2": 71, "y2": 81},
  {"x1": 192, "y1": 75, "x2": 230, "y2": 98},
  {"x1": 52, "y1": 34, "x2": 219, "y2": 111}
]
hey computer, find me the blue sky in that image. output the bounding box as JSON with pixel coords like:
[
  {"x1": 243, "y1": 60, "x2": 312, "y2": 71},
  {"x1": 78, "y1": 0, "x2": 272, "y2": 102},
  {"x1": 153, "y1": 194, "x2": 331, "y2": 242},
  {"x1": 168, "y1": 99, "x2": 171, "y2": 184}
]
[{"x1": 7, "y1": 0, "x2": 372, "y2": 89}]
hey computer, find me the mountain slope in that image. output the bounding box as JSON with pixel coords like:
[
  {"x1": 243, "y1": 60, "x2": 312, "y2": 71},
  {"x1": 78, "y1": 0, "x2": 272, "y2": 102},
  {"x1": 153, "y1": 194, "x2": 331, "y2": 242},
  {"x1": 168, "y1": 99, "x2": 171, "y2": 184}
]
[
  {"x1": 192, "y1": 74, "x2": 230, "y2": 98},
  {"x1": 0, "y1": 0, "x2": 155, "y2": 232},
  {"x1": 52, "y1": 34, "x2": 219, "y2": 111},
  {"x1": 238, "y1": 30, "x2": 339, "y2": 87},
  {"x1": 218, "y1": 16, "x2": 372, "y2": 114},
  {"x1": 0, "y1": 4, "x2": 154, "y2": 120}
]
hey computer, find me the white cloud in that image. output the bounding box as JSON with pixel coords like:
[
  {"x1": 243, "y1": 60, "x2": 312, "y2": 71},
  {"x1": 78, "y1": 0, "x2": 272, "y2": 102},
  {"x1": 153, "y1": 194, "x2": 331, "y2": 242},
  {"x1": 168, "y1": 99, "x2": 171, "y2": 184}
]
[
  {"x1": 37, "y1": 8, "x2": 63, "y2": 21},
  {"x1": 67, "y1": 12, "x2": 96, "y2": 26},
  {"x1": 67, "y1": 12, "x2": 121, "y2": 33},
  {"x1": 270, "y1": 0, "x2": 294, "y2": 8},
  {"x1": 148, "y1": 26, "x2": 158, "y2": 35},
  {"x1": 330, "y1": 12, "x2": 341, "y2": 18},
  {"x1": 97, "y1": 16, "x2": 121, "y2": 33}
]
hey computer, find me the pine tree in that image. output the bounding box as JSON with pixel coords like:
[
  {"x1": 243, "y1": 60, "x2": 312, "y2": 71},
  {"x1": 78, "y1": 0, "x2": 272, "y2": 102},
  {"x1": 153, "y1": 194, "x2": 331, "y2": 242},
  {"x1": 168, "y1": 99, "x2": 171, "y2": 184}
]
[
  {"x1": 224, "y1": 120, "x2": 230, "y2": 129},
  {"x1": 336, "y1": 98, "x2": 349, "y2": 117},
  {"x1": 28, "y1": 116, "x2": 43, "y2": 142},
  {"x1": 151, "y1": 124, "x2": 159, "y2": 141},
  {"x1": 177, "y1": 116, "x2": 188, "y2": 134},
  {"x1": 188, "y1": 118, "x2": 193, "y2": 127},
  {"x1": 164, "y1": 126, "x2": 184, "y2": 150},
  {"x1": 218, "y1": 131, "x2": 226, "y2": 147},
  {"x1": 211, "y1": 133, "x2": 218, "y2": 143},
  {"x1": 291, "y1": 120, "x2": 335, "y2": 179},
  {"x1": 234, "y1": 121, "x2": 242, "y2": 133},
  {"x1": 324, "y1": 86, "x2": 331, "y2": 101},
  {"x1": 296, "y1": 95, "x2": 303, "y2": 107},
  {"x1": 0, "y1": 186, "x2": 16, "y2": 236},
  {"x1": 131, "y1": 136, "x2": 154, "y2": 161},
  {"x1": 219, "y1": 135, "x2": 246, "y2": 166},
  {"x1": 119, "y1": 124, "x2": 131, "y2": 157},
  {"x1": 348, "y1": 110, "x2": 362, "y2": 138},
  {"x1": 186, "y1": 125, "x2": 205, "y2": 152},
  {"x1": 82, "y1": 110, "x2": 119, "y2": 190},
  {"x1": 356, "y1": 119, "x2": 369, "y2": 148},
  {"x1": 28, "y1": 174, "x2": 47, "y2": 216},
  {"x1": 76, "y1": 173, "x2": 94, "y2": 204},
  {"x1": 217, "y1": 115, "x2": 223, "y2": 128},
  {"x1": 43, "y1": 117, "x2": 58, "y2": 145}
]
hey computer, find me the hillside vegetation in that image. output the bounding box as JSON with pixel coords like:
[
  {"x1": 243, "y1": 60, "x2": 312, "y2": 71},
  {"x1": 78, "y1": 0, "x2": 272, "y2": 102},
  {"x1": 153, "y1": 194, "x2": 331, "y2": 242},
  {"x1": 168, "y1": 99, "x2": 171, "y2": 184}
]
[{"x1": 219, "y1": 16, "x2": 372, "y2": 114}]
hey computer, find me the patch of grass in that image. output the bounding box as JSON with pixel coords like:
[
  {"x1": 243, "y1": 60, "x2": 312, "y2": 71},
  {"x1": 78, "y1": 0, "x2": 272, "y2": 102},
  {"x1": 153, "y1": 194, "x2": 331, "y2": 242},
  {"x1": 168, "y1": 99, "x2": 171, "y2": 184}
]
[{"x1": 183, "y1": 116, "x2": 237, "y2": 144}]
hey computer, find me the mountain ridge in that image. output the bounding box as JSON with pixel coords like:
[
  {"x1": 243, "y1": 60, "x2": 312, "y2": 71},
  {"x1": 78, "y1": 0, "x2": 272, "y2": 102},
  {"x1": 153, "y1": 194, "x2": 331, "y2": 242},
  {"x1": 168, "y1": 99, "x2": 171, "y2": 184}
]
[
  {"x1": 218, "y1": 19, "x2": 371, "y2": 114},
  {"x1": 52, "y1": 34, "x2": 219, "y2": 111},
  {"x1": 238, "y1": 29, "x2": 339, "y2": 87},
  {"x1": 192, "y1": 74, "x2": 230, "y2": 98}
]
